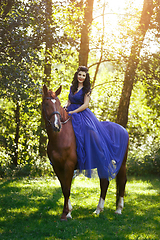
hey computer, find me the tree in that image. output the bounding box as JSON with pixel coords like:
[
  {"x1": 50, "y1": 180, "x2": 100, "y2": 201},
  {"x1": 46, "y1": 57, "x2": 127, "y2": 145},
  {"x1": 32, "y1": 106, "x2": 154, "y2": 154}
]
[
  {"x1": 116, "y1": 0, "x2": 153, "y2": 128},
  {"x1": 39, "y1": 0, "x2": 53, "y2": 157},
  {"x1": 0, "y1": 1, "x2": 43, "y2": 166},
  {"x1": 44, "y1": 0, "x2": 53, "y2": 86},
  {"x1": 79, "y1": 0, "x2": 94, "y2": 66}
]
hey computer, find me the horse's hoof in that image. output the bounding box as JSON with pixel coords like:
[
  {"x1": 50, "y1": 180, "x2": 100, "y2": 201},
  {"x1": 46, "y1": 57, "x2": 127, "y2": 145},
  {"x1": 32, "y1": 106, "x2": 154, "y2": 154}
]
[
  {"x1": 93, "y1": 209, "x2": 99, "y2": 215},
  {"x1": 93, "y1": 208, "x2": 103, "y2": 215},
  {"x1": 60, "y1": 214, "x2": 68, "y2": 221},
  {"x1": 66, "y1": 212, "x2": 72, "y2": 219},
  {"x1": 60, "y1": 217, "x2": 67, "y2": 221},
  {"x1": 115, "y1": 209, "x2": 122, "y2": 215}
]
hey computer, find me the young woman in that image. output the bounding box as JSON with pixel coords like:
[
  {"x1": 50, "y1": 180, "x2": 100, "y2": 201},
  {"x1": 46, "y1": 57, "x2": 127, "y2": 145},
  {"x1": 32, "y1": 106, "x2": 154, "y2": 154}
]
[{"x1": 66, "y1": 66, "x2": 129, "y2": 180}]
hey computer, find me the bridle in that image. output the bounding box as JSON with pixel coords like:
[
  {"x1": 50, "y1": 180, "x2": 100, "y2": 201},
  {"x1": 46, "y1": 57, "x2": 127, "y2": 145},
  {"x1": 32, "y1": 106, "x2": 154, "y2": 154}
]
[{"x1": 42, "y1": 96, "x2": 70, "y2": 130}]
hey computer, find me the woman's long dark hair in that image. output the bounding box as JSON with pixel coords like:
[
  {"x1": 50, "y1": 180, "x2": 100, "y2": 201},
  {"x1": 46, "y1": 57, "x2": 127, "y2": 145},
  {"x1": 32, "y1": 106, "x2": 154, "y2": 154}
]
[{"x1": 71, "y1": 66, "x2": 91, "y2": 94}]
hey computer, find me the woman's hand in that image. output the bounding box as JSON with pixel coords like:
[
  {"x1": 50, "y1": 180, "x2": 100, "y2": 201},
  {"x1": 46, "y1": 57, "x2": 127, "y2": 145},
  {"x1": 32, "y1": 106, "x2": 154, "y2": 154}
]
[
  {"x1": 68, "y1": 110, "x2": 75, "y2": 114},
  {"x1": 64, "y1": 99, "x2": 71, "y2": 111},
  {"x1": 63, "y1": 106, "x2": 68, "y2": 111}
]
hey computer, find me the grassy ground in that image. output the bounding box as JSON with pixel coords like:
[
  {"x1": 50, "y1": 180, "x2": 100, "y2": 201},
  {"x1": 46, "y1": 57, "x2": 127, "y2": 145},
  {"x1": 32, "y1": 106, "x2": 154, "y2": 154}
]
[{"x1": 0, "y1": 175, "x2": 160, "y2": 240}]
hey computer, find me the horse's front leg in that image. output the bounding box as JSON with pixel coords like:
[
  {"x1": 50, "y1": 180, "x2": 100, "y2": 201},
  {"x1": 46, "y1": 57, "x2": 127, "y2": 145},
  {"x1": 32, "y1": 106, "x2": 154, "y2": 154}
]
[
  {"x1": 60, "y1": 186, "x2": 73, "y2": 221},
  {"x1": 66, "y1": 199, "x2": 72, "y2": 219},
  {"x1": 60, "y1": 181, "x2": 73, "y2": 221},
  {"x1": 94, "y1": 178, "x2": 109, "y2": 215},
  {"x1": 60, "y1": 165, "x2": 75, "y2": 221}
]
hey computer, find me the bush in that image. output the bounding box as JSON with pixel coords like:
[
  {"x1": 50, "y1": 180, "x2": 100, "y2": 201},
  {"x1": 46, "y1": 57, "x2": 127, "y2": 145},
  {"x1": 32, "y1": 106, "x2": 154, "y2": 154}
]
[
  {"x1": 0, "y1": 157, "x2": 56, "y2": 178},
  {"x1": 127, "y1": 148, "x2": 160, "y2": 176},
  {"x1": 1, "y1": 148, "x2": 160, "y2": 179}
]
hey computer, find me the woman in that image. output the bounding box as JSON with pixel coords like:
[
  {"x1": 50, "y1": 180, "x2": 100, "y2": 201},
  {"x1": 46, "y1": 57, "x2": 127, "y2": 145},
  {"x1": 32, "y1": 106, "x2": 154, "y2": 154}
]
[{"x1": 66, "y1": 66, "x2": 129, "y2": 180}]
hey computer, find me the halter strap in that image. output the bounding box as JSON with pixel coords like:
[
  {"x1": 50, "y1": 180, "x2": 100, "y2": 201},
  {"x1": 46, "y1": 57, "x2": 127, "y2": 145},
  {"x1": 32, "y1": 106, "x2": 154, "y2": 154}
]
[
  {"x1": 42, "y1": 96, "x2": 61, "y2": 124},
  {"x1": 61, "y1": 117, "x2": 70, "y2": 124},
  {"x1": 43, "y1": 96, "x2": 70, "y2": 125},
  {"x1": 48, "y1": 111, "x2": 61, "y2": 120}
]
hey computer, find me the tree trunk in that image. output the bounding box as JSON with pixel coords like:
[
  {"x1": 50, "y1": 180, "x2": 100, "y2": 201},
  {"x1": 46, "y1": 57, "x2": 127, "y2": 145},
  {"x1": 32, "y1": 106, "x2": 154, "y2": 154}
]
[
  {"x1": 13, "y1": 101, "x2": 20, "y2": 166},
  {"x1": 39, "y1": 0, "x2": 53, "y2": 157},
  {"x1": 116, "y1": 0, "x2": 153, "y2": 128},
  {"x1": 44, "y1": 0, "x2": 53, "y2": 86},
  {"x1": 79, "y1": 0, "x2": 94, "y2": 66}
]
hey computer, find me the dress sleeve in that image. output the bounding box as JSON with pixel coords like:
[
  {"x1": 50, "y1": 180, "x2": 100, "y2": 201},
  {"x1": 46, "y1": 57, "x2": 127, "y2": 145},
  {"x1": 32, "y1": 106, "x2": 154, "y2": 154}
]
[
  {"x1": 69, "y1": 86, "x2": 72, "y2": 102},
  {"x1": 70, "y1": 86, "x2": 73, "y2": 92},
  {"x1": 86, "y1": 88, "x2": 91, "y2": 97}
]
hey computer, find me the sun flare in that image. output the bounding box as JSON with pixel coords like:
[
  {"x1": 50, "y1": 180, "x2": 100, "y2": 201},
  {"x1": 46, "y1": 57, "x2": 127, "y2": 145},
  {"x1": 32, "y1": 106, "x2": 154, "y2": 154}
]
[{"x1": 93, "y1": 0, "x2": 144, "y2": 29}]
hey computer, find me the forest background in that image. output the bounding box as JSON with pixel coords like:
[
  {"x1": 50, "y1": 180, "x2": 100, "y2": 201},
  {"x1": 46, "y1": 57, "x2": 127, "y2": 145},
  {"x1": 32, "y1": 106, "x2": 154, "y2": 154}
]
[{"x1": 0, "y1": 0, "x2": 160, "y2": 178}]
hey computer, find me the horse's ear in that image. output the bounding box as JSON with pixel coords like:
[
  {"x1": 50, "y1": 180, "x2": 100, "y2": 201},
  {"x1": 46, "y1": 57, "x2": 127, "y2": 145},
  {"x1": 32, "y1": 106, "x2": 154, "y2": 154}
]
[
  {"x1": 55, "y1": 85, "x2": 62, "y2": 96},
  {"x1": 43, "y1": 85, "x2": 48, "y2": 95}
]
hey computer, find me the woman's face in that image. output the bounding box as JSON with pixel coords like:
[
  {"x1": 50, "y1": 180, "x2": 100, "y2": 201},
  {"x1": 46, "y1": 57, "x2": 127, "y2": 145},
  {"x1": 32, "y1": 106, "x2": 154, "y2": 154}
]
[{"x1": 77, "y1": 71, "x2": 86, "y2": 84}]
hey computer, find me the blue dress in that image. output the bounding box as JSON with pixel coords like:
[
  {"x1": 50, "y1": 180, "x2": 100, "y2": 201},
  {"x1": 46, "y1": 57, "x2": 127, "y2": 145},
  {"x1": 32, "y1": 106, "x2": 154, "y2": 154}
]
[{"x1": 67, "y1": 87, "x2": 129, "y2": 180}]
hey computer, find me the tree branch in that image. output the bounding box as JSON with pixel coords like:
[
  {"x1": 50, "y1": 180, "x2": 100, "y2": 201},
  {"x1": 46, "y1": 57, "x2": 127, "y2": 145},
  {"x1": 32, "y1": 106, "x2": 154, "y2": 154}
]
[{"x1": 2, "y1": 0, "x2": 14, "y2": 18}]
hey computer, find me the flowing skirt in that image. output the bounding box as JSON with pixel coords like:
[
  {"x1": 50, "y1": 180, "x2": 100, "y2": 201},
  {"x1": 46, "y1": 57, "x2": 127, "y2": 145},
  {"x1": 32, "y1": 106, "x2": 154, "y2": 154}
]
[{"x1": 68, "y1": 104, "x2": 129, "y2": 180}]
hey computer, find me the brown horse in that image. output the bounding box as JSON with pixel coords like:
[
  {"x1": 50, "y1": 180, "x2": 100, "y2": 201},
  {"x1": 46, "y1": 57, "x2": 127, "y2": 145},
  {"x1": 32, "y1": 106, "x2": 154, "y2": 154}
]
[{"x1": 42, "y1": 85, "x2": 129, "y2": 221}]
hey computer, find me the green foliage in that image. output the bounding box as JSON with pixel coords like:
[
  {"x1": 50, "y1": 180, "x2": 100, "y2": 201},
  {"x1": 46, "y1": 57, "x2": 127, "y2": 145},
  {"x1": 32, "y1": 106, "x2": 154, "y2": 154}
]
[
  {"x1": 0, "y1": 176, "x2": 159, "y2": 239},
  {"x1": 89, "y1": 63, "x2": 123, "y2": 122},
  {"x1": 0, "y1": 0, "x2": 160, "y2": 179},
  {"x1": 0, "y1": 0, "x2": 81, "y2": 168},
  {"x1": 127, "y1": 53, "x2": 160, "y2": 158},
  {"x1": 138, "y1": 53, "x2": 160, "y2": 116},
  {"x1": 127, "y1": 148, "x2": 160, "y2": 176},
  {"x1": 0, "y1": 156, "x2": 54, "y2": 178}
]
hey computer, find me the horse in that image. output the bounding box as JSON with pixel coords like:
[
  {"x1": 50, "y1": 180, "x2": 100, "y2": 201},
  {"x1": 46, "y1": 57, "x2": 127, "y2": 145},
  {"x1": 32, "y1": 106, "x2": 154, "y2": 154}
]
[{"x1": 42, "y1": 84, "x2": 129, "y2": 221}]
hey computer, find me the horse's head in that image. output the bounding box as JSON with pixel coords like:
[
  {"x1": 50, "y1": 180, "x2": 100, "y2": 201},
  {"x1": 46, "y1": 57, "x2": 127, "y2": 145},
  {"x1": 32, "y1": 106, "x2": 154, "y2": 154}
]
[{"x1": 42, "y1": 85, "x2": 62, "y2": 132}]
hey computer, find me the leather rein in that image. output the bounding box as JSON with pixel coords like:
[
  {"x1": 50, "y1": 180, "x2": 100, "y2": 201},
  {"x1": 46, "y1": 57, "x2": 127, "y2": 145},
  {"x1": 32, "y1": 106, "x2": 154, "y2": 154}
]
[{"x1": 42, "y1": 96, "x2": 70, "y2": 128}]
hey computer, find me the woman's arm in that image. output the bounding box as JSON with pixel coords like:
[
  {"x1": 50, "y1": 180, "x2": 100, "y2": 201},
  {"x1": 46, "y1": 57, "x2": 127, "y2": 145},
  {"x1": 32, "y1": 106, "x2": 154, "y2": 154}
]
[{"x1": 68, "y1": 93, "x2": 90, "y2": 114}]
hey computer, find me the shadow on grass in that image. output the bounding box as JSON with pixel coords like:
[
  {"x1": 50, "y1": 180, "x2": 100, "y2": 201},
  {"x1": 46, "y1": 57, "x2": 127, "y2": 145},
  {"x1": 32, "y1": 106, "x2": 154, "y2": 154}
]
[
  {"x1": 0, "y1": 177, "x2": 159, "y2": 240},
  {"x1": 0, "y1": 178, "x2": 64, "y2": 239}
]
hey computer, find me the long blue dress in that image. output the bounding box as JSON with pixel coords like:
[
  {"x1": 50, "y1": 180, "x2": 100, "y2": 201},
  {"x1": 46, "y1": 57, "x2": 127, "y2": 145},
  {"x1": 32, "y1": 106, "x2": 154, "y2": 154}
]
[{"x1": 67, "y1": 87, "x2": 129, "y2": 180}]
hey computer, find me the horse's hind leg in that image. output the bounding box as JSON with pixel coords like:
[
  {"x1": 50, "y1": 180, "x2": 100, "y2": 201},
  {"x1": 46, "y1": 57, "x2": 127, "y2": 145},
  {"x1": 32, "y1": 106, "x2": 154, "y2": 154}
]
[
  {"x1": 115, "y1": 145, "x2": 128, "y2": 215},
  {"x1": 115, "y1": 170, "x2": 126, "y2": 214},
  {"x1": 94, "y1": 178, "x2": 109, "y2": 214}
]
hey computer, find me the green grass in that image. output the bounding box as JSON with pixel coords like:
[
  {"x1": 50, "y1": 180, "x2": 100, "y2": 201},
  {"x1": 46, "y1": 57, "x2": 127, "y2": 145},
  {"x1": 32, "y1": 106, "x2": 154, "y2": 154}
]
[{"x1": 0, "y1": 175, "x2": 160, "y2": 240}]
